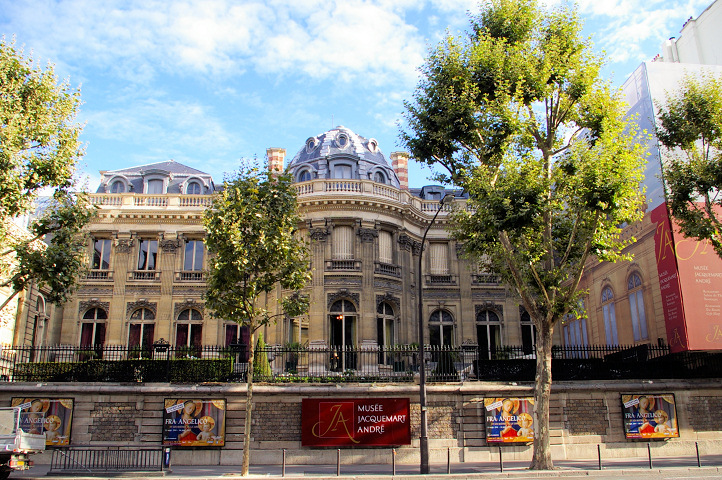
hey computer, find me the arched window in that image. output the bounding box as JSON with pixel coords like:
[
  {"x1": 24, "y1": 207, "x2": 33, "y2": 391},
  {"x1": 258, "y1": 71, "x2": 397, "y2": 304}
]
[
  {"x1": 176, "y1": 308, "x2": 203, "y2": 351},
  {"x1": 520, "y1": 310, "x2": 536, "y2": 356},
  {"x1": 129, "y1": 308, "x2": 155, "y2": 351},
  {"x1": 602, "y1": 286, "x2": 618, "y2": 346},
  {"x1": 429, "y1": 309, "x2": 454, "y2": 347},
  {"x1": 36, "y1": 295, "x2": 46, "y2": 316},
  {"x1": 80, "y1": 308, "x2": 107, "y2": 347},
  {"x1": 329, "y1": 300, "x2": 357, "y2": 371},
  {"x1": 186, "y1": 181, "x2": 201, "y2": 195},
  {"x1": 377, "y1": 302, "x2": 395, "y2": 364},
  {"x1": 374, "y1": 171, "x2": 386, "y2": 184},
  {"x1": 110, "y1": 180, "x2": 125, "y2": 193},
  {"x1": 628, "y1": 273, "x2": 648, "y2": 341},
  {"x1": 298, "y1": 170, "x2": 312, "y2": 182},
  {"x1": 476, "y1": 309, "x2": 501, "y2": 359}
]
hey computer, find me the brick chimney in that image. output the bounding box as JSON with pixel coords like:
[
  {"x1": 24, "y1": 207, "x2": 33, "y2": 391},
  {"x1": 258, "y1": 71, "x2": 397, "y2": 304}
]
[
  {"x1": 267, "y1": 148, "x2": 286, "y2": 173},
  {"x1": 390, "y1": 152, "x2": 409, "y2": 190}
]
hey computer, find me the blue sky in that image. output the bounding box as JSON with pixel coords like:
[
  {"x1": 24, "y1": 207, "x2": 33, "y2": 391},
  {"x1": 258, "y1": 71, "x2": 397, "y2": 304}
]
[{"x1": 0, "y1": 0, "x2": 712, "y2": 189}]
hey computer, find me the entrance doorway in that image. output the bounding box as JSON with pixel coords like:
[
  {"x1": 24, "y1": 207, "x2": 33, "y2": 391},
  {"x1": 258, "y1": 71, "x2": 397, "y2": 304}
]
[{"x1": 329, "y1": 299, "x2": 357, "y2": 371}]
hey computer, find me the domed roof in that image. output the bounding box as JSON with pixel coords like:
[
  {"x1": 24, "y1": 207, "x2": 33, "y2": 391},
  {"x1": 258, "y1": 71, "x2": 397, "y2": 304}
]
[
  {"x1": 288, "y1": 126, "x2": 400, "y2": 188},
  {"x1": 289, "y1": 126, "x2": 389, "y2": 167}
]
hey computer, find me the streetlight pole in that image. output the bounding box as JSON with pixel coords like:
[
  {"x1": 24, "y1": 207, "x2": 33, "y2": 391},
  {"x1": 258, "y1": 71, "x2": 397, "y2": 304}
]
[{"x1": 418, "y1": 193, "x2": 453, "y2": 474}]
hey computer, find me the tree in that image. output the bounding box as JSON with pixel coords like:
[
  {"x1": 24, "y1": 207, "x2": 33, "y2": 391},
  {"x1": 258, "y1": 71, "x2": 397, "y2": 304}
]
[
  {"x1": 402, "y1": 0, "x2": 646, "y2": 469},
  {"x1": 203, "y1": 166, "x2": 310, "y2": 476},
  {"x1": 656, "y1": 74, "x2": 722, "y2": 257},
  {"x1": 0, "y1": 39, "x2": 93, "y2": 313}
]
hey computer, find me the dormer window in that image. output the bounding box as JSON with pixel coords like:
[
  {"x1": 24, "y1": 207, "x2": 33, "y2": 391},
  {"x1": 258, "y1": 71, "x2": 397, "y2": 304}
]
[
  {"x1": 374, "y1": 171, "x2": 386, "y2": 184},
  {"x1": 186, "y1": 181, "x2": 202, "y2": 195},
  {"x1": 147, "y1": 179, "x2": 164, "y2": 194},
  {"x1": 110, "y1": 180, "x2": 125, "y2": 193},
  {"x1": 333, "y1": 164, "x2": 353, "y2": 179},
  {"x1": 298, "y1": 170, "x2": 312, "y2": 183}
]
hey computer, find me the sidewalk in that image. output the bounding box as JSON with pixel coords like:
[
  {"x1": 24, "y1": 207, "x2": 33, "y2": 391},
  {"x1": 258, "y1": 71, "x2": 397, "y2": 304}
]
[{"x1": 12, "y1": 454, "x2": 722, "y2": 480}]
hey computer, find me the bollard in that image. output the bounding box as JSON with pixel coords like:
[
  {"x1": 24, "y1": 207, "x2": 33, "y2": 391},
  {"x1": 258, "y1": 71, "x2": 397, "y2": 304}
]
[
  {"x1": 647, "y1": 443, "x2": 653, "y2": 469},
  {"x1": 337, "y1": 449, "x2": 341, "y2": 476},
  {"x1": 163, "y1": 447, "x2": 172, "y2": 471},
  {"x1": 447, "y1": 447, "x2": 451, "y2": 474},
  {"x1": 282, "y1": 448, "x2": 286, "y2": 477},
  {"x1": 392, "y1": 448, "x2": 396, "y2": 476},
  {"x1": 499, "y1": 446, "x2": 503, "y2": 473},
  {"x1": 696, "y1": 441, "x2": 701, "y2": 468},
  {"x1": 597, "y1": 444, "x2": 602, "y2": 470}
]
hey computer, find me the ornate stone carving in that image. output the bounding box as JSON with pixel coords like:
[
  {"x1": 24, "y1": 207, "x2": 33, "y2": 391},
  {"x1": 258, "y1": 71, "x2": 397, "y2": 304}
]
[
  {"x1": 79, "y1": 300, "x2": 110, "y2": 316},
  {"x1": 376, "y1": 293, "x2": 400, "y2": 311},
  {"x1": 475, "y1": 303, "x2": 503, "y2": 317},
  {"x1": 357, "y1": 228, "x2": 378, "y2": 243},
  {"x1": 324, "y1": 277, "x2": 362, "y2": 286},
  {"x1": 327, "y1": 291, "x2": 360, "y2": 310},
  {"x1": 398, "y1": 234, "x2": 413, "y2": 251},
  {"x1": 309, "y1": 228, "x2": 329, "y2": 242},
  {"x1": 174, "y1": 299, "x2": 205, "y2": 319},
  {"x1": 160, "y1": 239, "x2": 181, "y2": 253},
  {"x1": 373, "y1": 280, "x2": 402, "y2": 291},
  {"x1": 115, "y1": 239, "x2": 133, "y2": 254},
  {"x1": 126, "y1": 300, "x2": 158, "y2": 317}
]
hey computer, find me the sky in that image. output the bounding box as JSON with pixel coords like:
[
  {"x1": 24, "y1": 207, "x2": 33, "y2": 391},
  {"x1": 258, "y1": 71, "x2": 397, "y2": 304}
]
[{"x1": 0, "y1": 0, "x2": 713, "y2": 190}]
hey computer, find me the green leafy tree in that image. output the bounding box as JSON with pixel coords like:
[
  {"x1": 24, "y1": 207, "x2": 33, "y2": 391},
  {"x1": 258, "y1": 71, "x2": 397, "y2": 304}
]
[
  {"x1": 253, "y1": 332, "x2": 272, "y2": 379},
  {"x1": 656, "y1": 74, "x2": 722, "y2": 257},
  {"x1": 402, "y1": 0, "x2": 646, "y2": 469},
  {"x1": 0, "y1": 39, "x2": 93, "y2": 312},
  {"x1": 203, "y1": 166, "x2": 310, "y2": 476}
]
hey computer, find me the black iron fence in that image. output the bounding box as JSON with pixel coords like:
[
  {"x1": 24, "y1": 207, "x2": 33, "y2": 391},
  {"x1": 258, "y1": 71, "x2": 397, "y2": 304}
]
[
  {"x1": 49, "y1": 447, "x2": 164, "y2": 474},
  {"x1": 2, "y1": 343, "x2": 721, "y2": 383}
]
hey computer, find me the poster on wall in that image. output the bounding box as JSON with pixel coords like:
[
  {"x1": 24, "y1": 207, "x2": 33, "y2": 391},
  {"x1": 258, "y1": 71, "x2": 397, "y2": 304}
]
[
  {"x1": 301, "y1": 398, "x2": 410, "y2": 447},
  {"x1": 11, "y1": 398, "x2": 74, "y2": 447},
  {"x1": 484, "y1": 397, "x2": 534, "y2": 444},
  {"x1": 621, "y1": 394, "x2": 679, "y2": 439},
  {"x1": 162, "y1": 399, "x2": 226, "y2": 447}
]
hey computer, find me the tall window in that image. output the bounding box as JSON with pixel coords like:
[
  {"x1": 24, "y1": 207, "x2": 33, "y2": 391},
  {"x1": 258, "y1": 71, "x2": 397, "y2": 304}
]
[
  {"x1": 128, "y1": 308, "x2": 155, "y2": 351},
  {"x1": 184, "y1": 240, "x2": 204, "y2": 271},
  {"x1": 137, "y1": 239, "x2": 158, "y2": 270},
  {"x1": 176, "y1": 308, "x2": 203, "y2": 350},
  {"x1": 329, "y1": 300, "x2": 357, "y2": 371},
  {"x1": 186, "y1": 181, "x2": 201, "y2": 194},
  {"x1": 564, "y1": 317, "x2": 588, "y2": 352},
  {"x1": 333, "y1": 164, "x2": 353, "y2": 179},
  {"x1": 601, "y1": 287, "x2": 618, "y2": 346},
  {"x1": 476, "y1": 309, "x2": 501, "y2": 359},
  {"x1": 520, "y1": 310, "x2": 536, "y2": 356},
  {"x1": 80, "y1": 308, "x2": 107, "y2": 346},
  {"x1": 628, "y1": 273, "x2": 648, "y2": 342},
  {"x1": 429, "y1": 243, "x2": 448, "y2": 274},
  {"x1": 147, "y1": 179, "x2": 164, "y2": 194},
  {"x1": 378, "y1": 231, "x2": 393, "y2": 264},
  {"x1": 92, "y1": 239, "x2": 111, "y2": 270},
  {"x1": 332, "y1": 226, "x2": 354, "y2": 260},
  {"x1": 225, "y1": 323, "x2": 250, "y2": 361},
  {"x1": 429, "y1": 309, "x2": 454, "y2": 347},
  {"x1": 377, "y1": 302, "x2": 395, "y2": 364}
]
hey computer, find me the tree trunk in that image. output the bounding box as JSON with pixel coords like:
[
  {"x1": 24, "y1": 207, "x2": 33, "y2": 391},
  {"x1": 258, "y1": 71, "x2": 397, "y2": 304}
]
[
  {"x1": 530, "y1": 322, "x2": 554, "y2": 470},
  {"x1": 241, "y1": 330, "x2": 255, "y2": 476}
]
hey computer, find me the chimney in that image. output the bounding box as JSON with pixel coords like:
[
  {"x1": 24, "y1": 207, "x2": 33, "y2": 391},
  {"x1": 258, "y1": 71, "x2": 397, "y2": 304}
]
[
  {"x1": 390, "y1": 152, "x2": 409, "y2": 190},
  {"x1": 267, "y1": 148, "x2": 286, "y2": 173}
]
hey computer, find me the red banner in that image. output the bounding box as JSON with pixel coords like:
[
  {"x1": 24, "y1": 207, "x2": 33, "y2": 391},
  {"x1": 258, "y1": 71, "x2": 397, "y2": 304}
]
[{"x1": 301, "y1": 398, "x2": 410, "y2": 446}]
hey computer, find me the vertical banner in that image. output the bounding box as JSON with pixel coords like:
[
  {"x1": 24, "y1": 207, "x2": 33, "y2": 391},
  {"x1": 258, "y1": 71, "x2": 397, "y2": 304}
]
[
  {"x1": 621, "y1": 394, "x2": 679, "y2": 439},
  {"x1": 301, "y1": 398, "x2": 410, "y2": 446},
  {"x1": 162, "y1": 399, "x2": 226, "y2": 447},
  {"x1": 11, "y1": 397, "x2": 74, "y2": 447},
  {"x1": 484, "y1": 397, "x2": 534, "y2": 443}
]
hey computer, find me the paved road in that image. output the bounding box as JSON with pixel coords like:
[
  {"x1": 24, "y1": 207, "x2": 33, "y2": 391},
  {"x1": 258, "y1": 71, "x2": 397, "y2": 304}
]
[{"x1": 10, "y1": 454, "x2": 722, "y2": 480}]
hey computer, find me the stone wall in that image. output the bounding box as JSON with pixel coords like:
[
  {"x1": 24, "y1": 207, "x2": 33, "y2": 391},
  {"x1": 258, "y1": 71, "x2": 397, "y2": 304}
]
[{"x1": 2, "y1": 379, "x2": 721, "y2": 466}]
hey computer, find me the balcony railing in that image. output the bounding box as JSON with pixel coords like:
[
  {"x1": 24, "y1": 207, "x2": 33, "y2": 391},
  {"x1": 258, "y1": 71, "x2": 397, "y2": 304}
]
[
  {"x1": 326, "y1": 259, "x2": 361, "y2": 271},
  {"x1": 129, "y1": 271, "x2": 160, "y2": 281},
  {"x1": 427, "y1": 274, "x2": 456, "y2": 285},
  {"x1": 175, "y1": 271, "x2": 205, "y2": 282},
  {"x1": 471, "y1": 273, "x2": 502, "y2": 285},
  {"x1": 375, "y1": 262, "x2": 401, "y2": 277},
  {"x1": 4, "y1": 343, "x2": 719, "y2": 384},
  {"x1": 86, "y1": 270, "x2": 114, "y2": 281}
]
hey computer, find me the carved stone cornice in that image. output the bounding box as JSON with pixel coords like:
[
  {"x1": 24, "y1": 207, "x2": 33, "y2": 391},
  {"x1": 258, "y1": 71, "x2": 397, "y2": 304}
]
[
  {"x1": 357, "y1": 228, "x2": 378, "y2": 243},
  {"x1": 327, "y1": 290, "x2": 360, "y2": 310},
  {"x1": 115, "y1": 239, "x2": 133, "y2": 254},
  {"x1": 78, "y1": 300, "x2": 110, "y2": 316},
  {"x1": 309, "y1": 228, "x2": 329, "y2": 242},
  {"x1": 160, "y1": 239, "x2": 181, "y2": 253},
  {"x1": 174, "y1": 299, "x2": 205, "y2": 319},
  {"x1": 126, "y1": 300, "x2": 158, "y2": 317}
]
